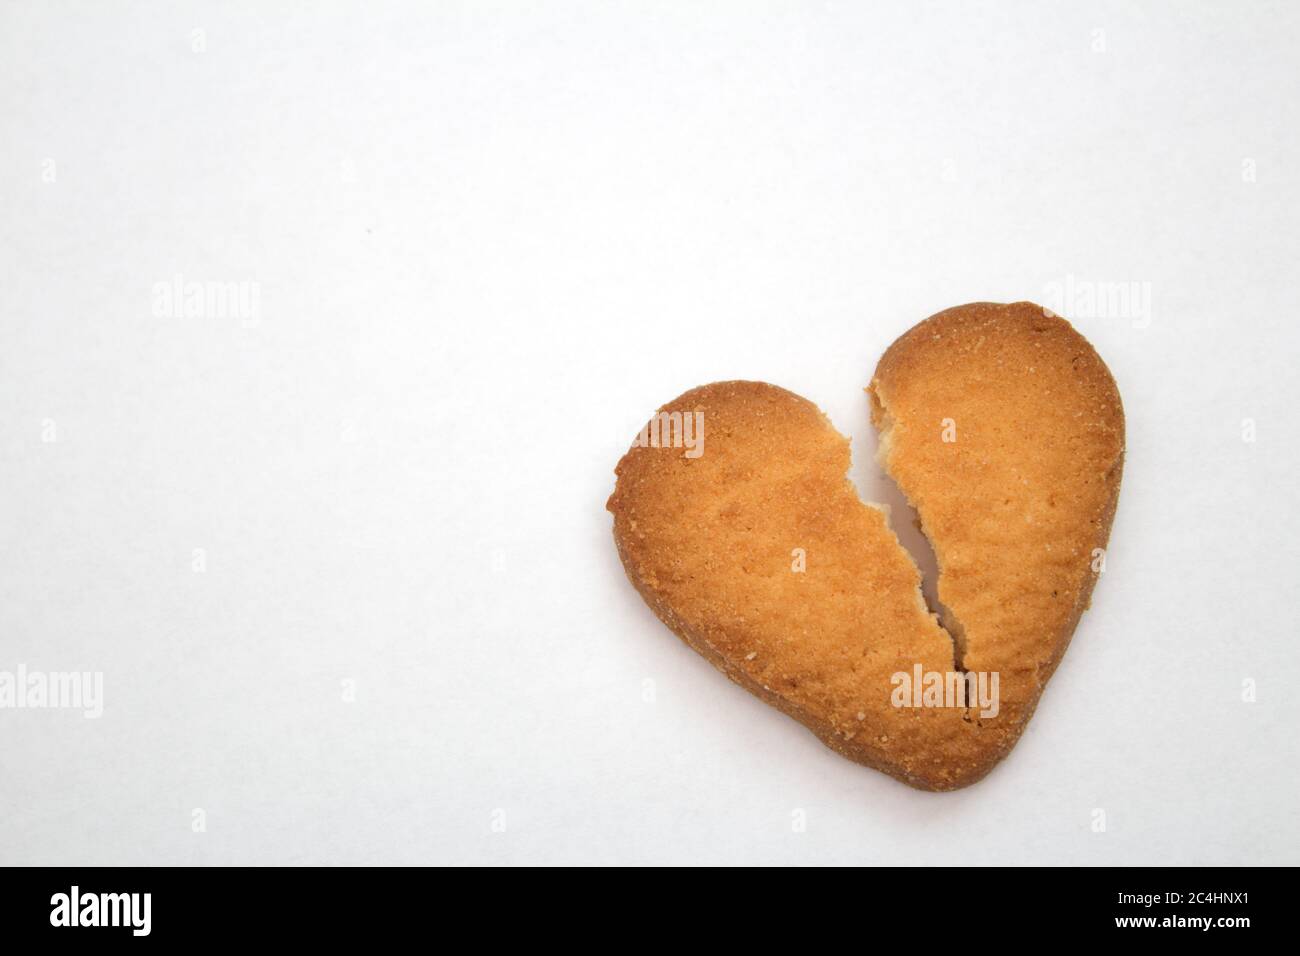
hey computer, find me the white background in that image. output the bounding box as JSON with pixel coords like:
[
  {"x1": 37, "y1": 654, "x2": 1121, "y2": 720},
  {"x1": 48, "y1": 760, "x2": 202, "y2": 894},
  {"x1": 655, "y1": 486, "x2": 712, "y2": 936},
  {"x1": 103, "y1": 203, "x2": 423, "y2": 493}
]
[{"x1": 2, "y1": 0, "x2": 1298, "y2": 866}]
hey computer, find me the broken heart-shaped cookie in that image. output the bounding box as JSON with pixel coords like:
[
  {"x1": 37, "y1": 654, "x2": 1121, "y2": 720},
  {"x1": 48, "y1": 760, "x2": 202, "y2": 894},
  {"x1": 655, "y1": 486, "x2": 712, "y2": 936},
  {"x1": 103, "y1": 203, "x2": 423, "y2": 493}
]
[{"x1": 607, "y1": 302, "x2": 1124, "y2": 790}]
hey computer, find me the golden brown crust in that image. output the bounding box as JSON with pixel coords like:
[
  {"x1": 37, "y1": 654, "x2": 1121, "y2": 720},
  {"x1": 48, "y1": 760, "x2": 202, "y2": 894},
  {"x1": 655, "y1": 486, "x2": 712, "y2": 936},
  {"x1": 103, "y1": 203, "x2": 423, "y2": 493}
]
[{"x1": 607, "y1": 303, "x2": 1124, "y2": 790}]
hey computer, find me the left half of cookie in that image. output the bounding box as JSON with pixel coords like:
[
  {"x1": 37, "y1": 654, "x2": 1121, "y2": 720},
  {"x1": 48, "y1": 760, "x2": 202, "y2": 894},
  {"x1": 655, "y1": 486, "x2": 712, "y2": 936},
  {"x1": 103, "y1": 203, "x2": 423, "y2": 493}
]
[{"x1": 606, "y1": 381, "x2": 994, "y2": 790}]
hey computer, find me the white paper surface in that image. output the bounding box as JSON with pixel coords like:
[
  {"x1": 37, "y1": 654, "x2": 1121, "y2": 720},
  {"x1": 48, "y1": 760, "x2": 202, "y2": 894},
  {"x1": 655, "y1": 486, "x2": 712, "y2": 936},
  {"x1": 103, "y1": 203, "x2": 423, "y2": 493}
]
[{"x1": 2, "y1": 1, "x2": 1297, "y2": 865}]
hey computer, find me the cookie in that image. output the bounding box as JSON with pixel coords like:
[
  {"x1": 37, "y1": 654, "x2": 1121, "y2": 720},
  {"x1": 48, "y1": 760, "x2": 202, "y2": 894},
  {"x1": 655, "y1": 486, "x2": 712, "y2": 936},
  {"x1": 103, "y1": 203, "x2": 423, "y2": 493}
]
[{"x1": 607, "y1": 302, "x2": 1124, "y2": 790}]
